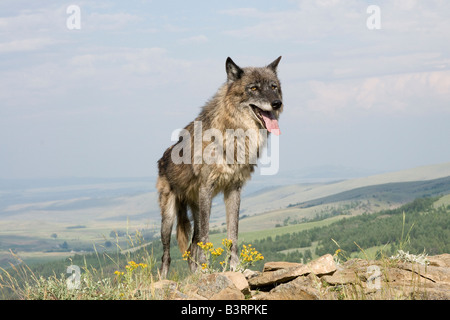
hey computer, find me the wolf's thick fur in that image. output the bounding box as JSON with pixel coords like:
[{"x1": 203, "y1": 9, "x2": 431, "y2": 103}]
[{"x1": 157, "y1": 57, "x2": 283, "y2": 278}]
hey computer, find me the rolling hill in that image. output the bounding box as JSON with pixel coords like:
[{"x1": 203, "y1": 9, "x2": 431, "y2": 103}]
[
  {"x1": 0, "y1": 162, "x2": 449, "y2": 268},
  {"x1": 234, "y1": 162, "x2": 450, "y2": 217},
  {"x1": 290, "y1": 175, "x2": 450, "y2": 209}
]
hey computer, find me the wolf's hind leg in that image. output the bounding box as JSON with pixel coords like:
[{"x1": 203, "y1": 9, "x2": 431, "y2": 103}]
[{"x1": 160, "y1": 192, "x2": 176, "y2": 279}]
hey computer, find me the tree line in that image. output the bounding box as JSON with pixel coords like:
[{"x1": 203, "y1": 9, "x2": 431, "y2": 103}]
[{"x1": 252, "y1": 197, "x2": 450, "y2": 263}]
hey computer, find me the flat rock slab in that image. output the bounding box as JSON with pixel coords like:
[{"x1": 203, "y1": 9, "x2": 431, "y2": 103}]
[
  {"x1": 263, "y1": 261, "x2": 303, "y2": 272},
  {"x1": 222, "y1": 271, "x2": 251, "y2": 296},
  {"x1": 252, "y1": 274, "x2": 321, "y2": 300},
  {"x1": 249, "y1": 254, "x2": 336, "y2": 289}
]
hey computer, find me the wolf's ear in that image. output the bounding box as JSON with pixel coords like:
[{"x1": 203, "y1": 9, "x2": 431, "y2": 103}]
[
  {"x1": 267, "y1": 56, "x2": 282, "y2": 73},
  {"x1": 226, "y1": 57, "x2": 244, "y2": 82}
]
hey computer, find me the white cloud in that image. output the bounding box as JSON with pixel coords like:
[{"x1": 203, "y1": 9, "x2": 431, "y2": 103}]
[
  {"x1": 0, "y1": 44, "x2": 198, "y2": 115},
  {"x1": 221, "y1": 1, "x2": 450, "y2": 51},
  {"x1": 85, "y1": 12, "x2": 142, "y2": 31},
  {"x1": 0, "y1": 38, "x2": 56, "y2": 53},
  {"x1": 219, "y1": 7, "x2": 263, "y2": 17},
  {"x1": 221, "y1": 2, "x2": 362, "y2": 41},
  {"x1": 303, "y1": 70, "x2": 450, "y2": 118},
  {"x1": 178, "y1": 35, "x2": 208, "y2": 45},
  {"x1": 0, "y1": 6, "x2": 66, "y2": 37}
]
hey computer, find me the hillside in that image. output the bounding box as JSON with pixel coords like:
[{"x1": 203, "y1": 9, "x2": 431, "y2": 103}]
[
  {"x1": 235, "y1": 162, "x2": 450, "y2": 217},
  {"x1": 5, "y1": 194, "x2": 450, "y2": 281},
  {"x1": 213, "y1": 174, "x2": 450, "y2": 235},
  {"x1": 1, "y1": 193, "x2": 449, "y2": 300},
  {"x1": 1, "y1": 162, "x2": 450, "y2": 270},
  {"x1": 291, "y1": 176, "x2": 450, "y2": 208},
  {"x1": 3, "y1": 198, "x2": 450, "y2": 300}
]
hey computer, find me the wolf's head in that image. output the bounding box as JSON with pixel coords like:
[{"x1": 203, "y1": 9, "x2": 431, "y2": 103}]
[{"x1": 225, "y1": 56, "x2": 283, "y2": 135}]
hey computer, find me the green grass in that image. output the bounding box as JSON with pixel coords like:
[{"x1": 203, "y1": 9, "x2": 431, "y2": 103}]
[
  {"x1": 242, "y1": 215, "x2": 345, "y2": 243},
  {"x1": 434, "y1": 193, "x2": 450, "y2": 208},
  {"x1": 2, "y1": 196, "x2": 448, "y2": 300},
  {"x1": 1, "y1": 210, "x2": 437, "y2": 300},
  {"x1": 207, "y1": 215, "x2": 347, "y2": 265},
  {"x1": 210, "y1": 215, "x2": 345, "y2": 246}
]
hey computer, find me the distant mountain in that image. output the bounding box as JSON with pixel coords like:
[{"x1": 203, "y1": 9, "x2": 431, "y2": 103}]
[
  {"x1": 236, "y1": 162, "x2": 450, "y2": 216},
  {"x1": 244, "y1": 165, "x2": 382, "y2": 193},
  {"x1": 0, "y1": 177, "x2": 156, "y2": 213},
  {"x1": 290, "y1": 176, "x2": 450, "y2": 209}
]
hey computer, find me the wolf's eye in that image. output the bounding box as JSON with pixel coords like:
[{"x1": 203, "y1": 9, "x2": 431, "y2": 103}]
[
  {"x1": 250, "y1": 86, "x2": 258, "y2": 91},
  {"x1": 271, "y1": 84, "x2": 278, "y2": 90}
]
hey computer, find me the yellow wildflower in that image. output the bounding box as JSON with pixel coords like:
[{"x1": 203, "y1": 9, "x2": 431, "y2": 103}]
[
  {"x1": 124, "y1": 260, "x2": 147, "y2": 272},
  {"x1": 210, "y1": 247, "x2": 224, "y2": 256},
  {"x1": 222, "y1": 239, "x2": 232, "y2": 249},
  {"x1": 197, "y1": 241, "x2": 213, "y2": 250},
  {"x1": 182, "y1": 250, "x2": 191, "y2": 261},
  {"x1": 240, "y1": 244, "x2": 264, "y2": 264}
]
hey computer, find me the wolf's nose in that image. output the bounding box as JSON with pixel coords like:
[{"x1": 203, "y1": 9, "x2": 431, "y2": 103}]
[{"x1": 271, "y1": 100, "x2": 282, "y2": 110}]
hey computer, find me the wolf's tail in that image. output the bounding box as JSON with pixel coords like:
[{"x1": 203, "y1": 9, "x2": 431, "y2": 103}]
[{"x1": 176, "y1": 203, "x2": 191, "y2": 254}]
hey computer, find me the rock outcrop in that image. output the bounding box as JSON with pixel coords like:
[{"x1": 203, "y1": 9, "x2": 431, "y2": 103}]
[
  {"x1": 247, "y1": 254, "x2": 336, "y2": 289},
  {"x1": 153, "y1": 253, "x2": 450, "y2": 300}
]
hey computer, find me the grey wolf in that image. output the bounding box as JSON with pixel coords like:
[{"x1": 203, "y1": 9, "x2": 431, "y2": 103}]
[{"x1": 157, "y1": 56, "x2": 283, "y2": 278}]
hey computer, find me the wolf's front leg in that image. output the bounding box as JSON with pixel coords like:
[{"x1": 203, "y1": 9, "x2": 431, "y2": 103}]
[
  {"x1": 197, "y1": 182, "x2": 214, "y2": 266},
  {"x1": 187, "y1": 205, "x2": 199, "y2": 273},
  {"x1": 225, "y1": 185, "x2": 241, "y2": 271}
]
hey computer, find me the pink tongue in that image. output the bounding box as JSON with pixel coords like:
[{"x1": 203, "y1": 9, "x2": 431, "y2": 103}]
[{"x1": 261, "y1": 111, "x2": 281, "y2": 136}]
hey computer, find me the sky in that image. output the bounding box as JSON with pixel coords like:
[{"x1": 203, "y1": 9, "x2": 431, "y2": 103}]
[{"x1": 0, "y1": 0, "x2": 449, "y2": 180}]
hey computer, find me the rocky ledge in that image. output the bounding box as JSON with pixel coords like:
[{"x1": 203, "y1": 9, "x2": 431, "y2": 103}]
[{"x1": 152, "y1": 253, "x2": 450, "y2": 300}]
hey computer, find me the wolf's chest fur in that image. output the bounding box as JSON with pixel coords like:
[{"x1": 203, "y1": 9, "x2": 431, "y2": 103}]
[{"x1": 209, "y1": 163, "x2": 255, "y2": 193}]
